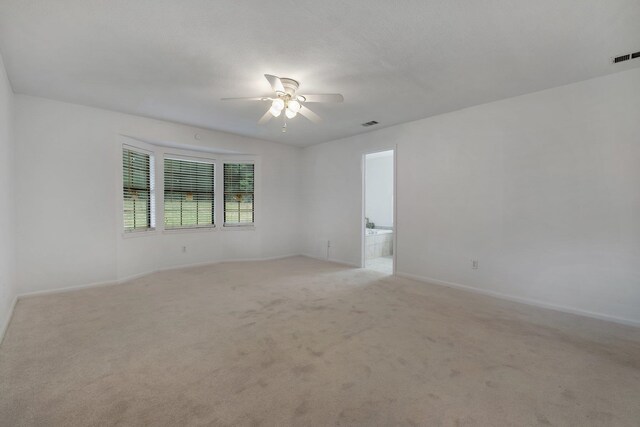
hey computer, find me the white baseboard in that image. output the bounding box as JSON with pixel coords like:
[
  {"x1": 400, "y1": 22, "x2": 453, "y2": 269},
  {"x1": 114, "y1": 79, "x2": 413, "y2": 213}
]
[
  {"x1": 396, "y1": 272, "x2": 640, "y2": 328},
  {"x1": 17, "y1": 254, "x2": 302, "y2": 300},
  {"x1": 0, "y1": 294, "x2": 18, "y2": 345},
  {"x1": 18, "y1": 277, "x2": 125, "y2": 299}
]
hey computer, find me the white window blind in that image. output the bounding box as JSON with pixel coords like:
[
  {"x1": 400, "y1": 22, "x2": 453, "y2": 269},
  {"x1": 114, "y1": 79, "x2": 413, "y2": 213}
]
[
  {"x1": 123, "y1": 147, "x2": 154, "y2": 232},
  {"x1": 164, "y1": 157, "x2": 215, "y2": 229},
  {"x1": 224, "y1": 163, "x2": 254, "y2": 226}
]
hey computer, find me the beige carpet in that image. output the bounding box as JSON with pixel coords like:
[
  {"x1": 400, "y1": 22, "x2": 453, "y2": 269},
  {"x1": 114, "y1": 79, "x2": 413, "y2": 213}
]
[{"x1": 1, "y1": 256, "x2": 639, "y2": 426}]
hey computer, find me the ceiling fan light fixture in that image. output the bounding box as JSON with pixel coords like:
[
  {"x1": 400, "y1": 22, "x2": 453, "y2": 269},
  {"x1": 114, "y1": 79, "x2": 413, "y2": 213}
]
[
  {"x1": 269, "y1": 106, "x2": 282, "y2": 117},
  {"x1": 285, "y1": 108, "x2": 297, "y2": 119},
  {"x1": 271, "y1": 98, "x2": 284, "y2": 111},
  {"x1": 287, "y1": 100, "x2": 301, "y2": 113}
]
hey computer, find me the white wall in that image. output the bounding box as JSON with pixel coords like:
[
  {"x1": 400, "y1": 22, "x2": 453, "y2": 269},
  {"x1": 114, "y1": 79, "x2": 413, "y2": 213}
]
[
  {"x1": 7, "y1": 68, "x2": 640, "y2": 326},
  {"x1": 0, "y1": 52, "x2": 16, "y2": 338},
  {"x1": 365, "y1": 152, "x2": 394, "y2": 228},
  {"x1": 14, "y1": 95, "x2": 303, "y2": 294},
  {"x1": 302, "y1": 68, "x2": 640, "y2": 325}
]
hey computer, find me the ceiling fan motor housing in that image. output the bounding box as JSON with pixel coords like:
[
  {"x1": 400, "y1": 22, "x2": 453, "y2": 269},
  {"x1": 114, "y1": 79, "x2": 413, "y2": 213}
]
[{"x1": 279, "y1": 78, "x2": 299, "y2": 97}]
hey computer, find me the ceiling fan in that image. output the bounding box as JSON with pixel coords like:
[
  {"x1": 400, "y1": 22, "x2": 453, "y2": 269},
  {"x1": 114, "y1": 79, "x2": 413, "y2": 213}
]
[{"x1": 222, "y1": 74, "x2": 343, "y2": 129}]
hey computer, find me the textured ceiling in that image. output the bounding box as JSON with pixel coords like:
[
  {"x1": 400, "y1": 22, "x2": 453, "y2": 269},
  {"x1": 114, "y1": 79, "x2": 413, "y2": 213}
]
[{"x1": 1, "y1": 0, "x2": 639, "y2": 146}]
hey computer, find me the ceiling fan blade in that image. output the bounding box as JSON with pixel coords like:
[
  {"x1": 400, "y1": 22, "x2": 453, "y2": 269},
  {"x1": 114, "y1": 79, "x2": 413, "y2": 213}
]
[
  {"x1": 298, "y1": 105, "x2": 322, "y2": 123},
  {"x1": 258, "y1": 109, "x2": 273, "y2": 125},
  {"x1": 298, "y1": 93, "x2": 344, "y2": 103},
  {"x1": 264, "y1": 74, "x2": 285, "y2": 94},
  {"x1": 221, "y1": 96, "x2": 270, "y2": 101}
]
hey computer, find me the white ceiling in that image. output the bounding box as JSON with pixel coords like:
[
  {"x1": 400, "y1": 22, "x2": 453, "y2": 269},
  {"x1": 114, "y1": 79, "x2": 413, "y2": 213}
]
[{"x1": 1, "y1": 1, "x2": 639, "y2": 146}]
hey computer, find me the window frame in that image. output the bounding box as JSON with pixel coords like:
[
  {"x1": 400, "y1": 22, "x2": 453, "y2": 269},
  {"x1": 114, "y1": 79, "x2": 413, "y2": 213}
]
[
  {"x1": 121, "y1": 143, "x2": 156, "y2": 234},
  {"x1": 117, "y1": 136, "x2": 258, "y2": 237},
  {"x1": 222, "y1": 160, "x2": 256, "y2": 228},
  {"x1": 163, "y1": 153, "x2": 217, "y2": 232}
]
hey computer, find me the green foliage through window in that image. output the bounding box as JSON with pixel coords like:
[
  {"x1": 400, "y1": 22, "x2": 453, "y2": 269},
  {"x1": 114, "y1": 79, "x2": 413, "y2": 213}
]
[
  {"x1": 224, "y1": 163, "x2": 254, "y2": 225},
  {"x1": 123, "y1": 148, "x2": 152, "y2": 231},
  {"x1": 164, "y1": 158, "x2": 215, "y2": 229}
]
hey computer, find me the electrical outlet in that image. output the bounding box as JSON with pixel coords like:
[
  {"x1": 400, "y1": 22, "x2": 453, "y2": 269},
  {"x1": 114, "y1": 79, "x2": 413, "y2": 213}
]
[
  {"x1": 182, "y1": 246, "x2": 187, "y2": 253},
  {"x1": 472, "y1": 260, "x2": 479, "y2": 269},
  {"x1": 327, "y1": 240, "x2": 331, "y2": 248}
]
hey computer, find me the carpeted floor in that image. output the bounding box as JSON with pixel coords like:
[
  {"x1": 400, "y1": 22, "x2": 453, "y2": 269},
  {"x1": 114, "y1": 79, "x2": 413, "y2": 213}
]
[{"x1": 1, "y1": 256, "x2": 639, "y2": 426}]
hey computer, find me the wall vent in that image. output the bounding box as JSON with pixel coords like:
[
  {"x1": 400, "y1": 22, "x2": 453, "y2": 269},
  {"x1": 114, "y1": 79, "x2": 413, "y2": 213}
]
[
  {"x1": 632, "y1": 51, "x2": 640, "y2": 59},
  {"x1": 362, "y1": 120, "x2": 379, "y2": 127}
]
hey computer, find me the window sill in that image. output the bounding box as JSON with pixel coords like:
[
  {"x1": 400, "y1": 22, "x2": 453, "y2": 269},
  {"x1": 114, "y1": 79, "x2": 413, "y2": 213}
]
[
  {"x1": 121, "y1": 228, "x2": 157, "y2": 239},
  {"x1": 162, "y1": 226, "x2": 217, "y2": 235},
  {"x1": 222, "y1": 225, "x2": 256, "y2": 231}
]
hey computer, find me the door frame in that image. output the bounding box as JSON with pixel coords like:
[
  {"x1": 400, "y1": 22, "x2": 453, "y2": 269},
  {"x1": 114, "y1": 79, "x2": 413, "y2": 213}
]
[{"x1": 361, "y1": 147, "x2": 397, "y2": 274}]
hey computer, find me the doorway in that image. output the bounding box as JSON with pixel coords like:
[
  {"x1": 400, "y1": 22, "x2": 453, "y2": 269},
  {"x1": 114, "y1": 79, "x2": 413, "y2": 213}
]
[{"x1": 362, "y1": 149, "x2": 395, "y2": 274}]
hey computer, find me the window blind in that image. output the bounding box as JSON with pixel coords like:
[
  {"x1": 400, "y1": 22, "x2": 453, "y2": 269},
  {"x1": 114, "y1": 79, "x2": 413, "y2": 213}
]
[
  {"x1": 164, "y1": 157, "x2": 215, "y2": 229},
  {"x1": 224, "y1": 163, "x2": 254, "y2": 226},
  {"x1": 123, "y1": 147, "x2": 153, "y2": 231}
]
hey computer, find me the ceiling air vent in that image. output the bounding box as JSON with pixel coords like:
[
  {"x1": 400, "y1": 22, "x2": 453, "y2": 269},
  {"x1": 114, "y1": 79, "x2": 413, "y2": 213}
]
[
  {"x1": 613, "y1": 54, "x2": 631, "y2": 63},
  {"x1": 611, "y1": 49, "x2": 640, "y2": 64},
  {"x1": 362, "y1": 121, "x2": 379, "y2": 127}
]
